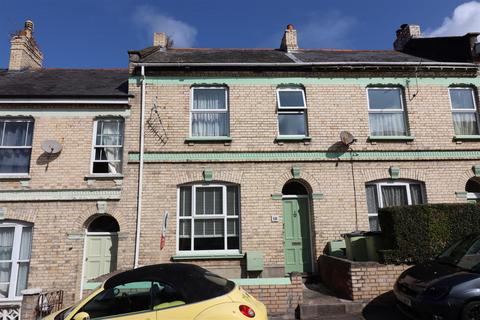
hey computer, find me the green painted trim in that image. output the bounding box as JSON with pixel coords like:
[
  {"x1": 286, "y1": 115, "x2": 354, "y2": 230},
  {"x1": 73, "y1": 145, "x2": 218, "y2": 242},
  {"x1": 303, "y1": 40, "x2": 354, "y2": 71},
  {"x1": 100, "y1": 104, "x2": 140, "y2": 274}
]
[
  {"x1": 311, "y1": 193, "x2": 324, "y2": 200},
  {"x1": 83, "y1": 282, "x2": 101, "y2": 290},
  {"x1": 185, "y1": 137, "x2": 232, "y2": 142},
  {"x1": 454, "y1": 135, "x2": 480, "y2": 141},
  {"x1": 456, "y1": 191, "x2": 468, "y2": 199},
  {"x1": 473, "y1": 165, "x2": 480, "y2": 177},
  {"x1": 232, "y1": 278, "x2": 291, "y2": 286},
  {"x1": 271, "y1": 193, "x2": 283, "y2": 200},
  {"x1": 129, "y1": 77, "x2": 480, "y2": 86},
  {"x1": 0, "y1": 108, "x2": 131, "y2": 118},
  {"x1": 203, "y1": 168, "x2": 214, "y2": 182},
  {"x1": 389, "y1": 166, "x2": 400, "y2": 179},
  {"x1": 0, "y1": 188, "x2": 122, "y2": 202},
  {"x1": 129, "y1": 150, "x2": 480, "y2": 163},
  {"x1": 291, "y1": 166, "x2": 301, "y2": 178},
  {"x1": 275, "y1": 136, "x2": 311, "y2": 141},
  {"x1": 368, "y1": 136, "x2": 415, "y2": 141},
  {"x1": 171, "y1": 254, "x2": 244, "y2": 260}
]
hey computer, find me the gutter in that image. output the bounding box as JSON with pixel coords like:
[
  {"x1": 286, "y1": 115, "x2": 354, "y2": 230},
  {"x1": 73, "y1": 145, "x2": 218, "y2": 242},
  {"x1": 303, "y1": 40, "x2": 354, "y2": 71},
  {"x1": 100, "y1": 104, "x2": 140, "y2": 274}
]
[{"x1": 134, "y1": 66, "x2": 146, "y2": 268}]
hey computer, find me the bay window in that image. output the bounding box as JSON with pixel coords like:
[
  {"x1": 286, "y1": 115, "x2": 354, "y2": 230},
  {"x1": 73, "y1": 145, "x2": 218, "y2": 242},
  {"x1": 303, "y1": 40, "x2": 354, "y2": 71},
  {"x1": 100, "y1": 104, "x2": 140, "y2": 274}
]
[
  {"x1": 178, "y1": 184, "x2": 240, "y2": 253},
  {"x1": 0, "y1": 119, "x2": 34, "y2": 174},
  {"x1": 449, "y1": 87, "x2": 479, "y2": 135},
  {"x1": 365, "y1": 181, "x2": 425, "y2": 231},
  {"x1": 190, "y1": 87, "x2": 229, "y2": 137},
  {"x1": 91, "y1": 119, "x2": 124, "y2": 174},
  {"x1": 367, "y1": 88, "x2": 408, "y2": 137},
  {"x1": 277, "y1": 87, "x2": 308, "y2": 137}
]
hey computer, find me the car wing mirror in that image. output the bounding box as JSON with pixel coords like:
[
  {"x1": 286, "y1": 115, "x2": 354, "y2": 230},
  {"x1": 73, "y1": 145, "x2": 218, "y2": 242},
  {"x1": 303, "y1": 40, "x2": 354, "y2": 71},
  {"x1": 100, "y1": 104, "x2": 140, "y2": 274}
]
[{"x1": 73, "y1": 312, "x2": 90, "y2": 320}]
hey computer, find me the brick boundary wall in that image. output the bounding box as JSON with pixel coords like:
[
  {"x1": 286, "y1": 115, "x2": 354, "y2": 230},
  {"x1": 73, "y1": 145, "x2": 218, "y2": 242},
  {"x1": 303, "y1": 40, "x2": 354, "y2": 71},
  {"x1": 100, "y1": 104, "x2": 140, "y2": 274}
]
[{"x1": 318, "y1": 254, "x2": 410, "y2": 301}]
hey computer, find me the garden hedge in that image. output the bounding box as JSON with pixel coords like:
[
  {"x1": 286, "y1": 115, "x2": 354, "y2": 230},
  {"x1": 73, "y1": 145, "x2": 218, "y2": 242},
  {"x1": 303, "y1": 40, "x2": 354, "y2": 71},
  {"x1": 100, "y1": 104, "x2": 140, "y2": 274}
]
[{"x1": 378, "y1": 203, "x2": 480, "y2": 264}]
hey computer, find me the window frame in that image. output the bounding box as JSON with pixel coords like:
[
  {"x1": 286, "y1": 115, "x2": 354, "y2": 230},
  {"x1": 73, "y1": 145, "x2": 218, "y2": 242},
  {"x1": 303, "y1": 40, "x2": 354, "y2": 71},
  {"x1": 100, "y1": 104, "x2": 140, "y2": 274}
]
[
  {"x1": 0, "y1": 118, "x2": 34, "y2": 176},
  {"x1": 0, "y1": 221, "x2": 33, "y2": 302},
  {"x1": 366, "y1": 87, "x2": 408, "y2": 137},
  {"x1": 276, "y1": 87, "x2": 308, "y2": 137},
  {"x1": 189, "y1": 87, "x2": 230, "y2": 138},
  {"x1": 365, "y1": 180, "x2": 425, "y2": 231},
  {"x1": 176, "y1": 183, "x2": 240, "y2": 256},
  {"x1": 449, "y1": 87, "x2": 479, "y2": 135},
  {"x1": 90, "y1": 118, "x2": 124, "y2": 175}
]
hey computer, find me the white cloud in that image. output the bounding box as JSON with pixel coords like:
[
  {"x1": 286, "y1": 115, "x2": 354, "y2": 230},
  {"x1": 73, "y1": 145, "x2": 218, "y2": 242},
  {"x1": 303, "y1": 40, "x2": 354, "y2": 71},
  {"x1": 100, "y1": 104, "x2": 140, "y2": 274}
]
[
  {"x1": 426, "y1": 1, "x2": 480, "y2": 37},
  {"x1": 133, "y1": 6, "x2": 197, "y2": 47}
]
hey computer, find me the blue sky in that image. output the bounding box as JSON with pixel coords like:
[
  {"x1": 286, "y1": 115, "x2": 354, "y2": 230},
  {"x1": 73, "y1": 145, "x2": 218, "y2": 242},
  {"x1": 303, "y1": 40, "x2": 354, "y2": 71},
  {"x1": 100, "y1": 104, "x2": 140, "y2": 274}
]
[{"x1": 1, "y1": 0, "x2": 479, "y2": 68}]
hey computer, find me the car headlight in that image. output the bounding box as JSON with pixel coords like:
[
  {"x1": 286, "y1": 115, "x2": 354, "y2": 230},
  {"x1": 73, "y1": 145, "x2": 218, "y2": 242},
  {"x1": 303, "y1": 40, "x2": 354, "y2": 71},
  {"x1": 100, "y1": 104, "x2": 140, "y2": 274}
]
[{"x1": 424, "y1": 286, "x2": 451, "y2": 300}]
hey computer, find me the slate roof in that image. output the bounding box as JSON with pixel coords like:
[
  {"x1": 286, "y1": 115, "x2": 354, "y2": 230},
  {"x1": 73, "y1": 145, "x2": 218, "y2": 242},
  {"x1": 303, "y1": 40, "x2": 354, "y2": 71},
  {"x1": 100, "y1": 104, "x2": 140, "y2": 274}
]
[{"x1": 0, "y1": 69, "x2": 129, "y2": 98}]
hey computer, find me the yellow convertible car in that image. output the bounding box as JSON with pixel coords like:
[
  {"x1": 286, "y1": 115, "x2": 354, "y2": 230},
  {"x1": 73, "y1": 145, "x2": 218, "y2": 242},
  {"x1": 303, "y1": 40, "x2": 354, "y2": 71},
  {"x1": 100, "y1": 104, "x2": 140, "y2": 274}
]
[{"x1": 45, "y1": 263, "x2": 268, "y2": 320}]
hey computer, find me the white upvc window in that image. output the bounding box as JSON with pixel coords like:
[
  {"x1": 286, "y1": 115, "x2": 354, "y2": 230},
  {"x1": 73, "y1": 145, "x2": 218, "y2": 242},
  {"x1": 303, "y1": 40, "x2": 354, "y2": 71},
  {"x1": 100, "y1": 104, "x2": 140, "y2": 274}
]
[
  {"x1": 0, "y1": 222, "x2": 33, "y2": 301},
  {"x1": 190, "y1": 87, "x2": 229, "y2": 137},
  {"x1": 91, "y1": 119, "x2": 124, "y2": 174},
  {"x1": 276, "y1": 87, "x2": 308, "y2": 137},
  {"x1": 367, "y1": 87, "x2": 408, "y2": 136},
  {"x1": 365, "y1": 181, "x2": 425, "y2": 231},
  {"x1": 449, "y1": 87, "x2": 479, "y2": 135},
  {"x1": 0, "y1": 118, "x2": 34, "y2": 175},
  {"x1": 177, "y1": 184, "x2": 240, "y2": 254}
]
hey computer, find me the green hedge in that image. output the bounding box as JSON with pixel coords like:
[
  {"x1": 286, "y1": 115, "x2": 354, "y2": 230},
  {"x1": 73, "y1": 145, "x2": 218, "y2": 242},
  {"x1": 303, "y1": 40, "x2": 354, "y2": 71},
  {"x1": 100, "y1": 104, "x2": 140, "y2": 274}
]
[{"x1": 378, "y1": 203, "x2": 480, "y2": 264}]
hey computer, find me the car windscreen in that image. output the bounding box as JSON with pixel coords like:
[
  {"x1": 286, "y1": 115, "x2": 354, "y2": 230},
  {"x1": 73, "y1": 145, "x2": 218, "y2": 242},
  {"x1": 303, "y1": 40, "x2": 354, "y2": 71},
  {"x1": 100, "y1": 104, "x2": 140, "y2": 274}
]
[{"x1": 438, "y1": 234, "x2": 480, "y2": 272}]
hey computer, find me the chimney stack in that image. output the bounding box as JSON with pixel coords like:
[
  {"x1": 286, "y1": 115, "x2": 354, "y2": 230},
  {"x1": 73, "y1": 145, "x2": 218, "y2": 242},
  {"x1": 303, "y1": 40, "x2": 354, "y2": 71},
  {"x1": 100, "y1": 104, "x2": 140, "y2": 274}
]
[
  {"x1": 394, "y1": 24, "x2": 421, "y2": 51},
  {"x1": 153, "y1": 32, "x2": 168, "y2": 48},
  {"x1": 8, "y1": 20, "x2": 43, "y2": 70},
  {"x1": 280, "y1": 24, "x2": 299, "y2": 52}
]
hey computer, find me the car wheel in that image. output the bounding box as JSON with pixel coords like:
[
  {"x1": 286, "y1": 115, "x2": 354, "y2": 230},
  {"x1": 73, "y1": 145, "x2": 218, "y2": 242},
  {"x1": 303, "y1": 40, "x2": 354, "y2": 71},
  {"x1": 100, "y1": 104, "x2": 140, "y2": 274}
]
[{"x1": 462, "y1": 301, "x2": 480, "y2": 320}]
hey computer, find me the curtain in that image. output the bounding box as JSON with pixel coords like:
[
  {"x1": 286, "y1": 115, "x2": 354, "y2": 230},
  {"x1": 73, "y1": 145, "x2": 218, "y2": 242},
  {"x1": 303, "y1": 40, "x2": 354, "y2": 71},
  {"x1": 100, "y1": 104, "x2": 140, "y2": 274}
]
[
  {"x1": 369, "y1": 113, "x2": 406, "y2": 136},
  {"x1": 365, "y1": 185, "x2": 379, "y2": 214},
  {"x1": 453, "y1": 112, "x2": 479, "y2": 135},
  {"x1": 196, "y1": 187, "x2": 222, "y2": 215},
  {"x1": 381, "y1": 186, "x2": 408, "y2": 207},
  {"x1": 179, "y1": 187, "x2": 192, "y2": 216},
  {"x1": 0, "y1": 228, "x2": 14, "y2": 260},
  {"x1": 2, "y1": 122, "x2": 28, "y2": 146},
  {"x1": 192, "y1": 113, "x2": 228, "y2": 136},
  {"x1": 409, "y1": 184, "x2": 424, "y2": 205},
  {"x1": 193, "y1": 89, "x2": 226, "y2": 110},
  {"x1": 227, "y1": 186, "x2": 238, "y2": 216},
  {"x1": 96, "y1": 121, "x2": 123, "y2": 174},
  {"x1": 278, "y1": 113, "x2": 306, "y2": 135}
]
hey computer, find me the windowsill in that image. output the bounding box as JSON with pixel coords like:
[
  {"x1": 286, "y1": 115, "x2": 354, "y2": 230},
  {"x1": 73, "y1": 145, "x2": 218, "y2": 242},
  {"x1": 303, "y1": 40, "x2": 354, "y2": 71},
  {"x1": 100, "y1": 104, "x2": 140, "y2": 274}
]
[
  {"x1": 0, "y1": 174, "x2": 31, "y2": 180},
  {"x1": 275, "y1": 135, "x2": 311, "y2": 142},
  {"x1": 85, "y1": 174, "x2": 124, "y2": 180},
  {"x1": 368, "y1": 135, "x2": 415, "y2": 141},
  {"x1": 185, "y1": 136, "x2": 232, "y2": 143},
  {"x1": 453, "y1": 135, "x2": 480, "y2": 141},
  {"x1": 171, "y1": 253, "x2": 244, "y2": 260}
]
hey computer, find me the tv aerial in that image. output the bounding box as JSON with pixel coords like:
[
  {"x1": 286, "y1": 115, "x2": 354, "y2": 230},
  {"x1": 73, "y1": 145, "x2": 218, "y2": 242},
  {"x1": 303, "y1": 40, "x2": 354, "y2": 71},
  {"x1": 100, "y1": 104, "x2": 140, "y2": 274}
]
[
  {"x1": 340, "y1": 131, "x2": 356, "y2": 146},
  {"x1": 41, "y1": 140, "x2": 63, "y2": 154}
]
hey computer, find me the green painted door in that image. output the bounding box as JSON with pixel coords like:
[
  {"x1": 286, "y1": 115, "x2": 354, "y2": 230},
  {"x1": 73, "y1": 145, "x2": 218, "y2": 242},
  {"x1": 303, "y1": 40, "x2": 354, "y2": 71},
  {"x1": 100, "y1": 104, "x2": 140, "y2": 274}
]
[
  {"x1": 283, "y1": 198, "x2": 312, "y2": 273},
  {"x1": 85, "y1": 234, "x2": 118, "y2": 280}
]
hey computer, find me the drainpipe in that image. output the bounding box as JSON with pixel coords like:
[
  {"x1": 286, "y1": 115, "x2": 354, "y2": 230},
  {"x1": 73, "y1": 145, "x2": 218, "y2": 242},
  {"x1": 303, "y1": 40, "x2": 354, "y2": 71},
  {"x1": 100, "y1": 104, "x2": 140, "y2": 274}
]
[{"x1": 134, "y1": 65, "x2": 146, "y2": 268}]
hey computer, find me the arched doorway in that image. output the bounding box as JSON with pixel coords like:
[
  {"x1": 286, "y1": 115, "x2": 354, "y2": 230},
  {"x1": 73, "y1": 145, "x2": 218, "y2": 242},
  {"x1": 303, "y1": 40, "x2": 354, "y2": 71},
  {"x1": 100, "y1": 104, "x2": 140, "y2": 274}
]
[
  {"x1": 282, "y1": 180, "x2": 312, "y2": 273},
  {"x1": 466, "y1": 177, "x2": 480, "y2": 202},
  {"x1": 84, "y1": 215, "x2": 119, "y2": 281}
]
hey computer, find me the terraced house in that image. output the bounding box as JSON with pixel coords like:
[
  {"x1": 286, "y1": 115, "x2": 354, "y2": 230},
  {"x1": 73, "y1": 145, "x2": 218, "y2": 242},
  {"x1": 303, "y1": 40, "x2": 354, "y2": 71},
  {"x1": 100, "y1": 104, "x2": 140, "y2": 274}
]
[{"x1": 1, "y1": 19, "x2": 480, "y2": 316}]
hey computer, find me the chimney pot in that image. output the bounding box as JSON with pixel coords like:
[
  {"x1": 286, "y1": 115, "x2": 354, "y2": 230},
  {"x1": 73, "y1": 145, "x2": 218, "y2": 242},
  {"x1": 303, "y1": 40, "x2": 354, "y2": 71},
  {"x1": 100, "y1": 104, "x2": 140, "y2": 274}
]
[
  {"x1": 280, "y1": 24, "x2": 299, "y2": 52},
  {"x1": 394, "y1": 24, "x2": 421, "y2": 51}
]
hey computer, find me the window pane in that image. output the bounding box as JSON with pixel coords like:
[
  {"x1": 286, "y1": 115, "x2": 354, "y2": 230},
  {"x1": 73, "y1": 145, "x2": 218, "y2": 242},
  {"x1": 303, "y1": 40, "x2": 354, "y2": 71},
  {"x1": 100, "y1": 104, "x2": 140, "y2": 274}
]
[
  {"x1": 227, "y1": 186, "x2": 238, "y2": 216},
  {"x1": 2, "y1": 121, "x2": 29, "y2": 146},
  {"x1": 453, "y1": 112, "x2": 479, "y2": 135},
  {"x1": 16, "y1": 262, "x2": 29, "y2": 296},
  {"x1": 278, "y1": 113, "x2": 307, "y2": 135},
  {"x1": 365, "y1": 185, "x2": 379, "y2": 214},
  {"x1": 92, "y1": 160, "x2": 122, "y2": 174},
  {"x1": 0, "y1": 228, "x2": 15, "y2": 260},
  {"x1": 194, "y1": 219, "x2": 224, "y2": 236},
  {"x1": 369, "y1": 216, "x2": 380, "y2": 232},
  {"x1": 193, "y1": 89, "x2": 226, "y2": 110},
  {"x1": 95, "y1": 147, "x2": 122, "y2": 161},
  {"x1": 0, "y1": 262, "x2": 11, "y2": 298},
  {"x1": 196, "y1": 188, "x2": 222, "y2": 215},
  {"x1": 278, "y1": 90, "x2": 305, "y2": 107},
  {"x1": 368, "y1": 89, "x2": 402, "y2": 110},
  {"x1": 96, "y1": 121, "x2": 123, "y2": 146},
  {"x1": 19, "y1": 227, "x2": 32, "y2": 260},
  {"x1": 191, "y1": 113, "x2": 228, "y2": 136},
  {"x1": 409, "y1": 184, "x2": 424, "y2": 205},
  {"x1": 0, "y1": 149, "x2": 31, "y2": 174},
  {"x1": 227, "y1": 219, "x2": 238, "y2": 236},
  {"x1": 179, "y1": 219, "x2": 191, "y2": 251},
  {"x1": 369, "y1": 113, "x2": 406, "y2": 136},
  {"x1": 381, "y1": 186, "x2": 408, "y2": 207},
  {"x1": 450, "y1": 88, "x2": 475, "y2": 110},
  {"x1": 180, "y1": 187, "x2": 192, "y2": 216}
]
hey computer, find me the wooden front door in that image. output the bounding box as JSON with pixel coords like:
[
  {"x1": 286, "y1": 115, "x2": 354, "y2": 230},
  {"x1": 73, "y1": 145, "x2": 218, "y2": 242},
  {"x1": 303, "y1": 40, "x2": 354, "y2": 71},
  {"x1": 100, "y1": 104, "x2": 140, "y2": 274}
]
[{"x1": 85, "y1": 234, "x2": 118, "y2": 280}]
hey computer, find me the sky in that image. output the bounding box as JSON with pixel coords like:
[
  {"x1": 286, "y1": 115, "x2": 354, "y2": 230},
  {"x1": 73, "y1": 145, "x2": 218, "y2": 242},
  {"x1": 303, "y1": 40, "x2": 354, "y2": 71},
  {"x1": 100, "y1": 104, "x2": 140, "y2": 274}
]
[{"x1": 1, "y1": 0, "x2": 480, "y2": 68}]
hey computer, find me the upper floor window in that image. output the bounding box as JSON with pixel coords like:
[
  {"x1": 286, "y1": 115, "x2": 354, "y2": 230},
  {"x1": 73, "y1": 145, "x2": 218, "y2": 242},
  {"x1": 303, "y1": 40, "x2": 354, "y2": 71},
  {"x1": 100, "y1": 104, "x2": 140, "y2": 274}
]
[
  {"x1": 178, "y1": 184, "x2": 240, "y2": 253},
  {"x1": 277, "y1": 87, "x2": 308, "y2": 137},
  {"x1": 367, "y1": 88, "x2": 408, "y2": 136},
  {"x1": 91, "y1": 119, "x2": 124, "y2": 174},
  {"x1": 0, "y1": 221, "x2": 33, "y2": 300},
  {"x1": 365, "y1": 180, "x2": 425, "y2": 231},
  {"x1": 190, "y1": 87, "x2": 229, "y2": 137},
  {"x1": 0, "y1": 119, "x2": 34, "y2": 175},
  {"x1": 449, "y1": 87, "x2": 479, "y2": 135}
]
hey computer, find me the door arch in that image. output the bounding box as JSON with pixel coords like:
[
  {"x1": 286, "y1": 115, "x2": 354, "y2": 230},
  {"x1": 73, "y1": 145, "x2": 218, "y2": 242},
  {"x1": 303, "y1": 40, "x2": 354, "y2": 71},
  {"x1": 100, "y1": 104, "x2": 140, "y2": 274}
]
[
  {"x1": 84, "y1": 215, "x2": 119, "y2": 281},
  {"x1": 282, "y1": 180, "x2": 313, "y2": 273}
]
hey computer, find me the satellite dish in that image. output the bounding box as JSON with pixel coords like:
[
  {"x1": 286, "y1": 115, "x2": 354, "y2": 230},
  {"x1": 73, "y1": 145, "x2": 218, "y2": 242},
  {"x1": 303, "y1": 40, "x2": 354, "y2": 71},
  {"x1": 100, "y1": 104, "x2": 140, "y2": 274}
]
[
  {"x1": 340, "y1": 131, "x2": 355, "y2": 146},
  {"x1": 41, "y1": 140, "x2": 63, "y2": 154}
]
